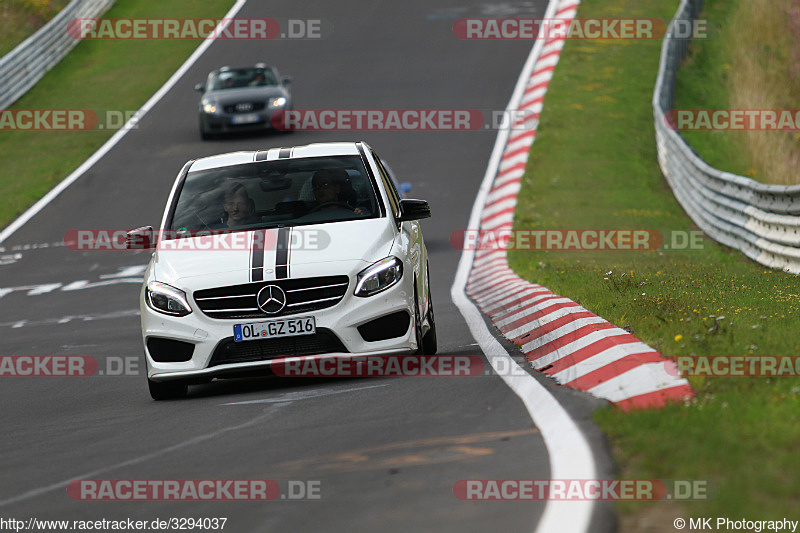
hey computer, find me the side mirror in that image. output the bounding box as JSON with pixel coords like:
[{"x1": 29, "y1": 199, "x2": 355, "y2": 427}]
[
  {"x1": 397, "y1": 199, "x2": 430, "y2": 222},
  {"x1": 194, "y1": 83, "x2": 205, "y2": 92},
  {"x1": 127, "y1": 226, "x2": 154, "y2": 250},
  {"x1": 281, "y1": 76, "x2": 292, "y2": 85}
]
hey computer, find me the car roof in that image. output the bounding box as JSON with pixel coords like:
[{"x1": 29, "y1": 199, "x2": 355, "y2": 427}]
[
  {"x1": 216, "y1": 64, "x2": 274, "y2": 73},
  {"x1": 188, "y1": 142, "x2": 364, "y2": 172}
]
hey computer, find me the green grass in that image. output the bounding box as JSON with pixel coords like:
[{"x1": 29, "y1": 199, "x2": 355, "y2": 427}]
[
  {"x1": 674, "y1": 0, "x2": 800, "y2": 184},
  {"x1": 0, "y1": 0, "x2": 234, "y2": 228},
  {"x1": 507, "y1": 0, "x2": 800, "y2": 521},
  {"x1": 0, "y1": 1, "x2": 71, "y2": 56},
  {"x1": 672, "y1": 0, "x2": 757, "y2": 179}
]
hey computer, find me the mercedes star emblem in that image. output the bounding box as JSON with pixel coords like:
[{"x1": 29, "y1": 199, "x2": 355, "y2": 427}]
[{"x1": 256, "y1": 285, "x2": 287, "y2": 314}]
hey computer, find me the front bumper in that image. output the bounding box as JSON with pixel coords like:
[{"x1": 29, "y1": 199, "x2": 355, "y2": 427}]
[
  {"x1": 142, "y1": 274, "x2": 416, "y2": 381},
  {"x1": 199, "y1": 108, "x2": 287, "y2": 134}
]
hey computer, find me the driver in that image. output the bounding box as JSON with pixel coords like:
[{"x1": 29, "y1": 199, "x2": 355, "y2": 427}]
[
  {"x1": 310, "y1": 169, "x2": 364, "y2": 214},
  {"x1": 248, "y1": 71, "x2": 267, "y2": 86}
]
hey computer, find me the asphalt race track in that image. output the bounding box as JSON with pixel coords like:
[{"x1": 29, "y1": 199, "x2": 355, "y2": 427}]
[{"x1": 0, "y1": 1, "x2": 614, "y2": 531}]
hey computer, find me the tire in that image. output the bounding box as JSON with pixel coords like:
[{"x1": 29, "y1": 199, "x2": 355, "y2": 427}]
[
  {"x1": 148, "y1": 378, "x2": 188, "y2": 400},
  {"x1": 422, "y1": 285, "x2": 437, "y2": 355},
  {"x1": 413, "y1": 279, "x2": 437, "y2": 356},
  {"x1": 200, "y1": 128, "x2": 214, "y2": 141},
  {"x1": 199, "y1": 118, "x2": 215, "y2": 141},
  {"x1": 413, "y1": 283, "x2": 425, "y2": 355}
]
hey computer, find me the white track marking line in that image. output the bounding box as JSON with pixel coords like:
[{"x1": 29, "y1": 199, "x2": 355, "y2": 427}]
[{"x1": 451, "y1": 0, "x2": 595, "y2": 531}]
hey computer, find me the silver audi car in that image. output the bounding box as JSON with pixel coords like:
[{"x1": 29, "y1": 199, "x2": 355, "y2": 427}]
[{"x1": 195, "y1": 64, "x2": 292, "y2": 139}]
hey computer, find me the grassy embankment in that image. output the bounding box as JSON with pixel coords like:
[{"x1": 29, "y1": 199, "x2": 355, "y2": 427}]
[
  {"x1": 0, "y1": 0, "x2": 71, "y2": 56},
  {"x1": 675, "y1": 0, "x2": 800, "y2": 185},
  {"x1": 506, "y1": 0, "x2": 800, "y2": 523}
]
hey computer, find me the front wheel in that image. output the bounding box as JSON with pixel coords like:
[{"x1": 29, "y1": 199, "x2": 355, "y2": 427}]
[
  {"x1": 414, "y1": 281, "x2": 437, "y2": 356},
  {"x1": 199, "y1": 118, "x2": 215, "y2": 141},
  {"x1": 200, "y1": 128, "x2": 215, "y2": 141},
  {"x1": 422, "y1": 285, "x2": 437, "y2": 355},
  {"x1": 148, "y1": 378, "x2": 188, "y2": 400}
]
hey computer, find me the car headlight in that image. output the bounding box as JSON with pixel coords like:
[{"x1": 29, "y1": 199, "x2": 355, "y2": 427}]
[
  {"x1": 145, "y1": 281, "x2": 192, "y2": 316},
  {"x1": 354, "y1": 257, "x2": 403, "y2": 297},
  {"x1": 202, "y1": 102, "x2": 218, "y2": 114},
  {"x1": 271, "y1": 97, "x2": 287, "y2": 108}
]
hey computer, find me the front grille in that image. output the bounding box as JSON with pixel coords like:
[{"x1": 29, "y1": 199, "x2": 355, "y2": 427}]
[
  {"x1": 193, "y1": 276, "x2": 349, "y2": 320},
  {"x1": 224, "y1": 102, "x2": 266, "y2": 113},
  {"x1": 208, "y1": 329, "x2": 347, "y2": 367}
]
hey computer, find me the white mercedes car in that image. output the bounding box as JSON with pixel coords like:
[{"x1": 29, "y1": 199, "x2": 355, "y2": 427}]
[{"x1": 128, "y1": 142, "x2": 436, "y2": 400}]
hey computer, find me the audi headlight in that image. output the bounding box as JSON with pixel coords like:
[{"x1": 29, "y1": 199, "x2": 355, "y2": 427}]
[
  {"x1": 354, "y1": 257, "x2": 403, "y2": 297},
  {"x1": 146, "y1": 281, "x2": 192, "y2": 316},
  {"x1": 202, "y1": 102, "x2": 218, "y2": 114},
  {"x1": 271, "y1": 97, "x2": 287, "y2": 108}
]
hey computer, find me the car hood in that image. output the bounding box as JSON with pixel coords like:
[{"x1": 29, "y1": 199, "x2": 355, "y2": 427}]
[
  {"x1": 203, "y1": 86, "x2": 287, "y2": 104},
  {"x1": 152, "y1": 218, "x2": 395, "y2": 288}
]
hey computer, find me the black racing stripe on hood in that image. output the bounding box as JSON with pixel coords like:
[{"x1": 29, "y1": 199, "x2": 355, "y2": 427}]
[
  {"x1": 275, "y1": 227, "x2": 290, "y2": 279},
  {"x1": 251, "y1": 230, "x2": 266, "y2": 282}
]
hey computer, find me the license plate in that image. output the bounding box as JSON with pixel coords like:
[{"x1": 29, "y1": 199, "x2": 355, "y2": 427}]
[
  {"x1": 231, "y1": 113, "x2": 260, "y2": 125},
  {"x1": 233, "y1": 316, "x2": 316, "y2": 342}
]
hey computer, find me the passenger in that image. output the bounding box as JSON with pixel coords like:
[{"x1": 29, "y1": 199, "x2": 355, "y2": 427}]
[{"x1": 222, "y1": 183, "x2": 259, "y2": 227}]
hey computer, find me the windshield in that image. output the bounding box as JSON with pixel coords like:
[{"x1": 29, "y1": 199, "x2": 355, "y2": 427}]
[
  {"x1": 170, "y1": 155, "x2": 382, "y2": 234},
  {"x1": 208, "y1": 68, "x2": 278, "y2": 91}
]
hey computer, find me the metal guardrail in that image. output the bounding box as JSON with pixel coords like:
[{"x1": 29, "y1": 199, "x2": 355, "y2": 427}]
[
  {"x1": 653, "y1": 0, "x2": 800, "y2": 273},
  {"x1": 0, "y1": 0, "x2": 115, "y2": 110}
]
